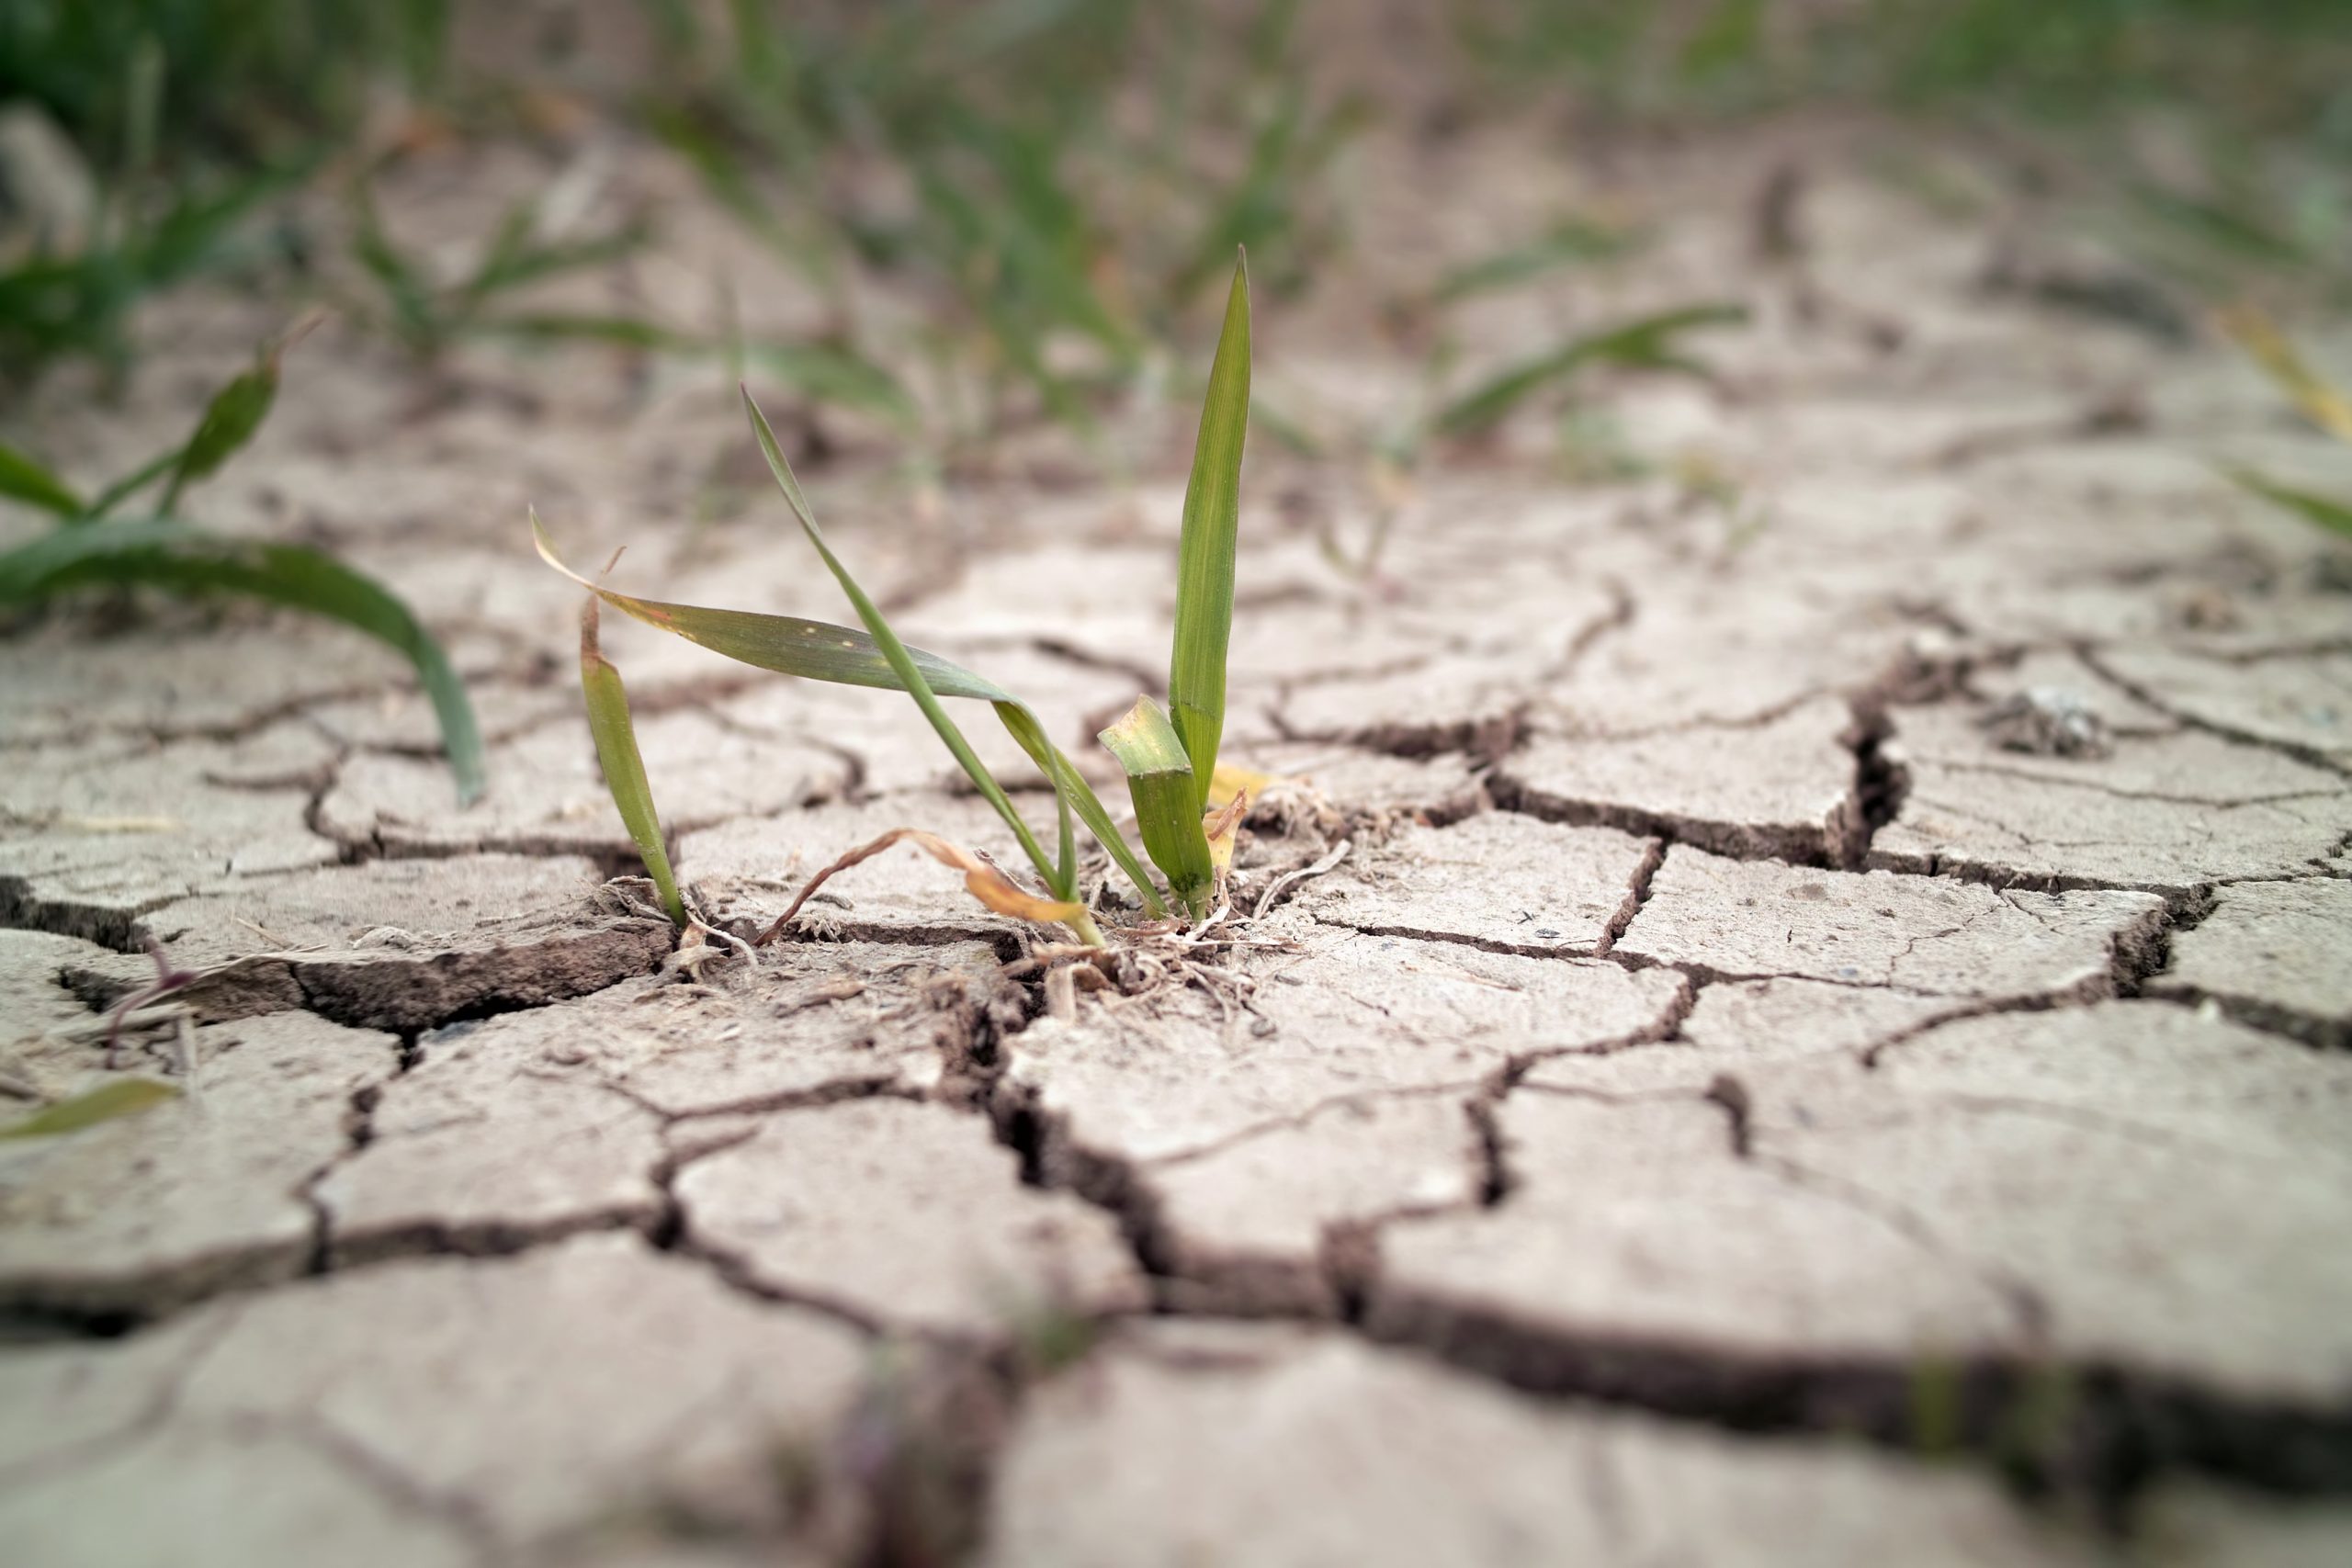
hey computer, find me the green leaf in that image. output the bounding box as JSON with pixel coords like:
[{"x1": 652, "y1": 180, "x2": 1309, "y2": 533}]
[
  {"x1": 2132, "y1": 184, "x2": 2311, "y2": 269},
  {"x1": 482, "y1": 313, "x2": 694, "y2": 352},
  {"x1": 741, "y1": 342, "x2": 921, "y2": 429},
  {"x1": 2222, "y1": 466, "x2": 2352, "y2": 541},
  {"x1": 82, "y1": 448, "x2": 183, "y2": 523},
  {"x1": 533, "y1": 516, "x2": 1167, "y2": 919},
  {"x1": 580, "y1": 597, "x2": 687, "y2": 926},
  {"x1": 742, "y1": 389, "x2": 1078, "y2": 900},
  {"x1": 0, "y1": 441, "x2": 85, "y2": 518},
  {"x1": 989, "y1": 701, "x2": 1169, "y2": 919},
  {"x1": 353, "y1": 188, "x2": 438, "y2": 354},
  {"x1": 162, "y1": 344, "x2": 284, "y2": 513},
  {"x1": 535, "y1": 517, "x2": 1000, "y2": 694},
  {"x1": 1097, "y1": 696, "x2": 1215, "y2": 919},
  {"x1": 463, "y1": 209, "x2": 649, "y2": 306},
  {"x1": 0, "y1": 521, "x2": 486, "y2": 803},
  {"x1": 1433, "y1": 216, "x2": 1645, "y2": 303},
  {"x1": 2, "y1": 1078, "x2": 181, "y2": 1139},
  {"x1": 1434, "y1": 302, "x2": 1748, "y2": 439},
  {"x1": 1168, "y1": 252, "x2": 1252, "y2": 809}
]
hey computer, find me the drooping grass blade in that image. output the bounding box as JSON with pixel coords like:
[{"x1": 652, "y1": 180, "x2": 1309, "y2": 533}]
[
  {"x1": 1168, "y1": 251, "x2": 1251, "y2": 807},
  {"x1": 579, "y1": 594, "x2": 686, "y2": 926},
  {"x1": 1098, "y1": 696, "x2": 1214, "y2": 919},
  {"x1": 744, "y1": 388, "x2": 1078, "y2": 901},
  {"x1": 1434, "y1": 302, "x2": 1747, "y2": 438},
  {"x1": 0, "y1": 520, "x2": 486, "y2": 803}
]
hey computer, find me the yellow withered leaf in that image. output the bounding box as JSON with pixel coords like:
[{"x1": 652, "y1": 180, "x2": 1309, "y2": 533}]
[
  {"x1": 1206, "y1": 761, "x2": 1276, "y2": 808},
  {"x1": 755, "y1": 829, "x2": 1088, "y2": 944},
  {"x1": 2218, "y1": 306, "x2": 2352, "y2": 444},
  {"x1": 1203, "y1": 788, "x2": 1250, "y2": 880}
]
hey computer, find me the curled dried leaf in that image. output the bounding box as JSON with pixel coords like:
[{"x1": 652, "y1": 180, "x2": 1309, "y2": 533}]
[
  {"x1": 1203, "y1": 787, "x2": 1250, "y2": 879},
  {"x1": 2218, "y1": 306, "x2": 2352, "y2": 444},
  {"x1": 1207, "y1": 761, "x2": 1277, "y2": 809},
  {"x1": 754, "y1": 829, "x2": 1091, "y2": 945}
]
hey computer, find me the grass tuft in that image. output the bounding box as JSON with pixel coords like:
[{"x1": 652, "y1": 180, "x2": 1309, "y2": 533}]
[
  {"x1": 0, "y1": 339, "x2": 486, "y2": 802},
  {"x1": 537, "y1": 254, "x2": 1262, "y2": 944}
]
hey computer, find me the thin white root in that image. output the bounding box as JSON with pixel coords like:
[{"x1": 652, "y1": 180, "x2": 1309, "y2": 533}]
[
  {"x1": 1182, "y1": 901, "x2": 1231, "y2": 945},
  {"x1": 61, "y1": 1003, "x2": 192, "y2": 1044},
  {"x1": 1250, "y1": 839, "x2": 1352, "y2": 922},
  {"x1": 176, "y1": 1013, "x2": 202, "y2": 1100},
  {"x1": 690, "y1": 918, "x2": 759, "y2": 968},
  {"x1": 1045, "y1": 963, "x2": 1078, "y2": 1022}
]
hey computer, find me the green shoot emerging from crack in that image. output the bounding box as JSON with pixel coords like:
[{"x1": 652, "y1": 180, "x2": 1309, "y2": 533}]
[
  {"x1": 578, "y1": 583, "x2": 686, "y2": 927},
  {"x1": 0, "y1": 322, "x2": 485, "y2": 801},
  {"x1": 538, "y1": 254, "x2": 1257, "y2": 946}
]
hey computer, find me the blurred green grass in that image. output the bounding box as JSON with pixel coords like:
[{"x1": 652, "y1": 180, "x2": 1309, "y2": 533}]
[
  {"x1": 1, "y1": 0, "x2": 448, "y2": 166},
  {"x1": 1, "y1": 0, "x2": 2344, "y2": 404}
]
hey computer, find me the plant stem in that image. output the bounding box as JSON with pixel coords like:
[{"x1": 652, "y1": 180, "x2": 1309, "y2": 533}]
[{"x1": 1066, "y1": 907, "x2": 1107, "y2": 949}]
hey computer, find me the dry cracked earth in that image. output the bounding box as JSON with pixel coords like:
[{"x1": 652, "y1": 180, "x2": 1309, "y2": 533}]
[{"x1": 3, "y1": 120, "x2": 2351, "y2": 1566}]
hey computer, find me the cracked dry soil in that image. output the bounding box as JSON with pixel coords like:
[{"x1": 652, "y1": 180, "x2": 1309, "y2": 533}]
[{"x1": 6, "y1": 120, "x2": 2352, "y2": 1568}]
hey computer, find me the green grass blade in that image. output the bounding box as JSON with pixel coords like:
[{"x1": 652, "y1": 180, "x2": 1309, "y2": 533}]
[
  {"x1": 991, "y1": 702, "x2": 1169, "y2": 919},
  {"x1": 740, "y1": 342, "x2": 921, "y2": 430},
  {"x1": 1434, "y1": 216, "x2": 1645, "y2": 303},
  {"x1": 83, "y1": 448, "x2": 186, "y2": 523},
  {"x1": 0, "y1": 441, "x2": 85, "y2": 518},
  {"x1": 0, "y1": 521, "x2": 486, "y2": 803},
  {"x1": 2222, "y1": 466, "x2": 2352, "y2": 541},
  {"x1": 533, "y1": 515, "x2": 1165, "y2": 916},
  {"x1": 481, "y1": 313, "x2": 694, "y2": 352},
  {"x1": 1097, "y1": 696, "x2": 1214, "y2": 919},
  {"x1": 580, "y1": 597, "x2": 686, "y2": 926},
  {"x1": 467, "y1": 222, "x2": 650, "y2": 304},
  {"x1": 2, "y1": 1078, "x2": 180, "y2": 1139},
  {"x1": 536, "y1": 516, "x2": 1002, "y2": 694},
  {"x1": 740, "y1": 388, "x2": 1075, "y2": 897},
  {"x1": 1434, "y1": 302, "x2": 1747, "y2": 438},
  {"x1": 161, "y1": 344, "x2": 284, "y2": 513},
  {"x1": 1168, "y1": 252, "x2": 1251, "y2": 808}
]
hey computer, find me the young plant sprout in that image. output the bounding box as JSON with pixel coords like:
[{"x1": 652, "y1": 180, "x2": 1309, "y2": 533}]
[
  {"x1": 0, "y1": 322, "x2": 485, "y2": 800},
  {"x1": 540, "y1": 254, "x2": 1256, "y2": 947}
]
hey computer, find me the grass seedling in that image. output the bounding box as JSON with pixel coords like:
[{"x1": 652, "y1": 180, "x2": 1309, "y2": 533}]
[
  {"x1": 1311, "y1": 299, "x2": 1746, "y2": 586},
  {"x1": 0, "y1": 34, "x2": 308, "y2": 389},
  {"x1": 0, "y1": 324, "x2": 486, "y2": 799},
  {"x1": 346, "y1": 180, "x2": 654, "y2": 364},
  {"x1": 1430, "y1": 213, "x2": 1647, "y2": 307},
  {"x1": 1433, "y1": 301, "x2": 1749, "y2": 441},
  {"x1": 578, "y1": 586, "x2": 685, "y2": 927},
  {"x1": 539, "y1": 254, "x2": 1259, "y2": 947},
  {"x1": 640, "y1": 2, "x2": 1354, "y2": 461},
  {"x1": 345, "y1": 175, "x2": 919, "y2": 432}
]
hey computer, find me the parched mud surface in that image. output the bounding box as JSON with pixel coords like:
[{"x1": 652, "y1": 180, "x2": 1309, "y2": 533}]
[{"x1": 5, "y1": 113, "x2": 2352, "y2": 1566}]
